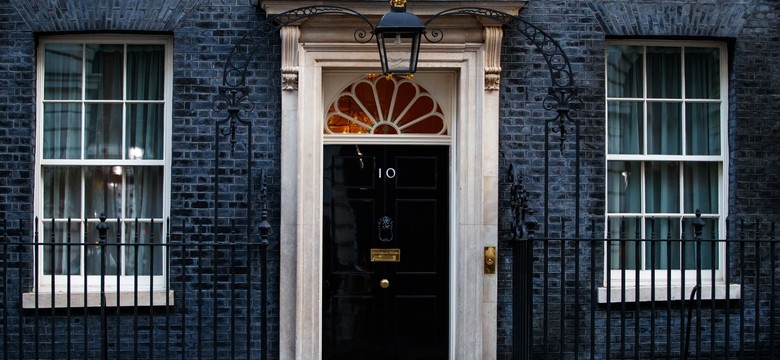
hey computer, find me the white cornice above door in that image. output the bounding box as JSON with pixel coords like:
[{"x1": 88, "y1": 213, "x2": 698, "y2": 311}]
[{"x1": 256, "y1": 1, "x2": 527, "y2": 17}]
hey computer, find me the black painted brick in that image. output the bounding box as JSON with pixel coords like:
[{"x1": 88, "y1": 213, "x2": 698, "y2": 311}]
[{"x1": 1, "y1": 0, "x2": 779, "y2": 359}]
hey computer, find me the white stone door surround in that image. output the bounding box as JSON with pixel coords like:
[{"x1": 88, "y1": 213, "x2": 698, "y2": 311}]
[{"x1": 260, "y1": 1, "x2": 522, "y2": 358}]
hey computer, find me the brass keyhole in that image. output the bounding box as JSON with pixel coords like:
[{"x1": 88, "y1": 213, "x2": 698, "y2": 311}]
[{"x1": 379, "y1": 279, "x2": 390, "y2": 289}]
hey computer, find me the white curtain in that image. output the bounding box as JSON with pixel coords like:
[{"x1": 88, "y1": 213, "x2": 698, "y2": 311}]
[
  {"x1": 43, "y1": 43, "x2": 164, "y2": 276},
  {"x1": 607, "y1": 45, "x2": 720, "y2": 271}
]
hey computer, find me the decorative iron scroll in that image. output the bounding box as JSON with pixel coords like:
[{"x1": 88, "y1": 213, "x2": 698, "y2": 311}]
[
  {"x1": 424, "y1": 7, "x2": 575, "y2": 89},
  {"x1": 508, "y1": 164, "x2": 537, "y2": 241}
]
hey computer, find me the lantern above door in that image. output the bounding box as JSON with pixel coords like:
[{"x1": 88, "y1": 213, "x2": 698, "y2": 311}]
[{"x1": 373, "y1": 0, "x2": 426, "y2": 77}]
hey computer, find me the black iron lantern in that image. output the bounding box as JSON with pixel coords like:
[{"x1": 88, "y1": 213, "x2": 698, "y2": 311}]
[{"x1": 374, "y1": 0, "x2": 426, "y2": 77}]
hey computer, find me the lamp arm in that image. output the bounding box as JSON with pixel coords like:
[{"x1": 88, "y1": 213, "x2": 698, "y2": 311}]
[
  {"x1": 423, "y1": 7, "x2": 575, "y2": 89},
  {"x1": 269, "y1": 6, "x2": 376, "y2": 42}
]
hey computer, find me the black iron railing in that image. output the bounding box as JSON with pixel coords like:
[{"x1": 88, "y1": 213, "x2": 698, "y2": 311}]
[
  {"x1": 510, "y1": 216, "x2": 779, "y2": 360},
  {"x1": 2, "y1": 214, "x2": 778, "y2": 359},
  {"x1": 0, "y1": 217, "x2": 270, "y2": 360}
]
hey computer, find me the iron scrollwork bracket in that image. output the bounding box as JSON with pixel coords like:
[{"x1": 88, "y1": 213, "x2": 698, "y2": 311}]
[
  {"x1": 544, "y1": 86, "x2": 582, "y2": 151},
  {"x1": 423, "y1": 7, "x2": 583, "y2": 151},
  {"x1": 509, "y1": 164, "x2": 537, "y2": 242},
  {"x1": 212, "y1": 86, "x2": 255, "y2": 153},
  {"x1": 217, "y1": 6, "x2": 377, "y2": 151}
]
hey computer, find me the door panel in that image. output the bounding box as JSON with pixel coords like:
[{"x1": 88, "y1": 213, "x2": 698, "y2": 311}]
[{"x1": 323, "y1": 145, "x2": 449, "y2": 360}]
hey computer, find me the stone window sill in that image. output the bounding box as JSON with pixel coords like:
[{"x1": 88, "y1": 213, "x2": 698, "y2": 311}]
[
  {"x1": 597, "y1": 284, "x2": 741, "y2": 304},
  {"x1": 22, "y1": 290, "x2": 174, "y2": 309}
]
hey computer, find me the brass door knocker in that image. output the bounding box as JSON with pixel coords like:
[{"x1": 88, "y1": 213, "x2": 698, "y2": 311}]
[{"x1": 377, "y1": 216, "x2": 393, "y2": 242}]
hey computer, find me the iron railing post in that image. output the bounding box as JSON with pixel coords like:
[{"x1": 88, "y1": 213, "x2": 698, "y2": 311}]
[
  {"x1": 257, "y1": 171, "x2": 272, "y2": 360},
  {"x1": 96, "y1": 214, "x2": 110, "y2": 360},
  {"x1": 2, "y1": 217, "x2": 7, "y2": 360},
  {"x1": 508, "y1": 165, "x2": 536, "y2": 360}
]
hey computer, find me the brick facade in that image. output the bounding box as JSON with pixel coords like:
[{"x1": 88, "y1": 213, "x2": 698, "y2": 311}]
[{"x1": 0, "y1": 0, "x2": 778, "y2": 358}]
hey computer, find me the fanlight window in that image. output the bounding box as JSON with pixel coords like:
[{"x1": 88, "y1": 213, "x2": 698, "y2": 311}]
[{"x1": 325, "y1": 75, "x2": 448, "y2": 135}]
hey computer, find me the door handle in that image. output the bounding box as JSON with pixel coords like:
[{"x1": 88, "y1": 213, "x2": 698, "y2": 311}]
[{"x1": 379, "y1": 279, "x2": 390, "y2": 289}]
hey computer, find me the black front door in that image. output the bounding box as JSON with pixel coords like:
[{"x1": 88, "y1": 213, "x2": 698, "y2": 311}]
[{"x1": 323, "y1": 145, "x2": 449, "y2": 360}]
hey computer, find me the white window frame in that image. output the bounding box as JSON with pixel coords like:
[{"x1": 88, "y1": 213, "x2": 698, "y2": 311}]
[
  {"x1": 30, "y1": 34, "x2": 173, "y2": 305},
  {"x1": 601, "y1": 40, "x2": 736, "y2": 302}
]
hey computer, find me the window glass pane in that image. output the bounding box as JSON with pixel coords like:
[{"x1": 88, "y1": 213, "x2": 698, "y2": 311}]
[
  {"x1": 607, "y1": 45, "x2": 643, "y2": 98},
  {"x1": 126, "y1": 103, "x2": 164, "y2": 160},
  {"x1": 607, "y1": 101, "x2": 643, "y2": 154},
  {"x1": 648, "y1": 102, "x2": 681, "y2": 155},
  {"x1": 124, "y1": 221, "x2": 163, "y2": 276},
  {"x1": 43, "y1": 103, "x2": 81, "y2": 159},
  {"x1": 85, "y1": 44, "x2": 123, "y2": 100},
  {"x1": 84, "y1": 166, "x2": 123, "y2": 219},
  {"x1": 684, "y1": 162, "x2": 719, "y2": 213},
  {"x1": 644, "y1": 218, "x2": 681, "y2": 270},
  {"x1": 127, "y1": 45, "x2": 165, "y2": 100},
  {"x1": 686, "y1": 103, "x2": 720, "y2": 155},
  {"x1": 682, "y1": 217, "x2": 719, "y2": 270},
  {"x1": 607, "y1": 161, "x2": 641, "y2": 213},
  {"x1": 85, "y1": 103, "x2": 122, "y2": 159},
  {"x1": 685, "y1": 47, "x2": 720, "y2": 99},
  {"x1": 42, "y1": 221, "x2": 82, "y2": 275},
  {"x1": 44, "y1": 44, "x2": 82, "y2": 100},
  {"x1": 43, "y1": 166, "x2": 81, "y2": 218},
  {"x1": 85, "y1": 221, "x2": 119, "y2": 275},
  {"x1": 647, "y1": 47, "x2": 681, "y2": 99},
  {"x1": 126, "y1": 167, "x2": 164, "y2": 219},
  {"x1": 608, "y1": 218, "x2": 640, "y2": 270},
  {"x1": 646, "y1": 161, "x2": 680, "y2": 213}
]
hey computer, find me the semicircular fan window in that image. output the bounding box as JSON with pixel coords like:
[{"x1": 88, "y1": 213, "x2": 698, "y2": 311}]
[{"x1": 325, "y1": 75, "x2": 448, "y2": 135}]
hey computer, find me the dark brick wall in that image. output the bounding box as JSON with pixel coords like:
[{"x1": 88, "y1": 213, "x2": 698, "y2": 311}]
[
  {"x1": 0, "y1": 0, "x2": 281, "y2": 358},
  {"x1": 497, "y1": 0, "x2": 780, "y2": 358},
  {"x1": 0, "y1": 0, "x2": 778, "y2": 358},
  {"x1": 0, "y1": 0, "x2": 34, "y2": 220}
]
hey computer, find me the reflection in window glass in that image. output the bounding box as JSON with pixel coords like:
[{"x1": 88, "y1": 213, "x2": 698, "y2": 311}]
[
  {"x1": 38, "y1": 38, "x2": 169, "y2": 285},
  {"x1": 606, "y1": 42, "x2": 725, "y2": 273}
]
